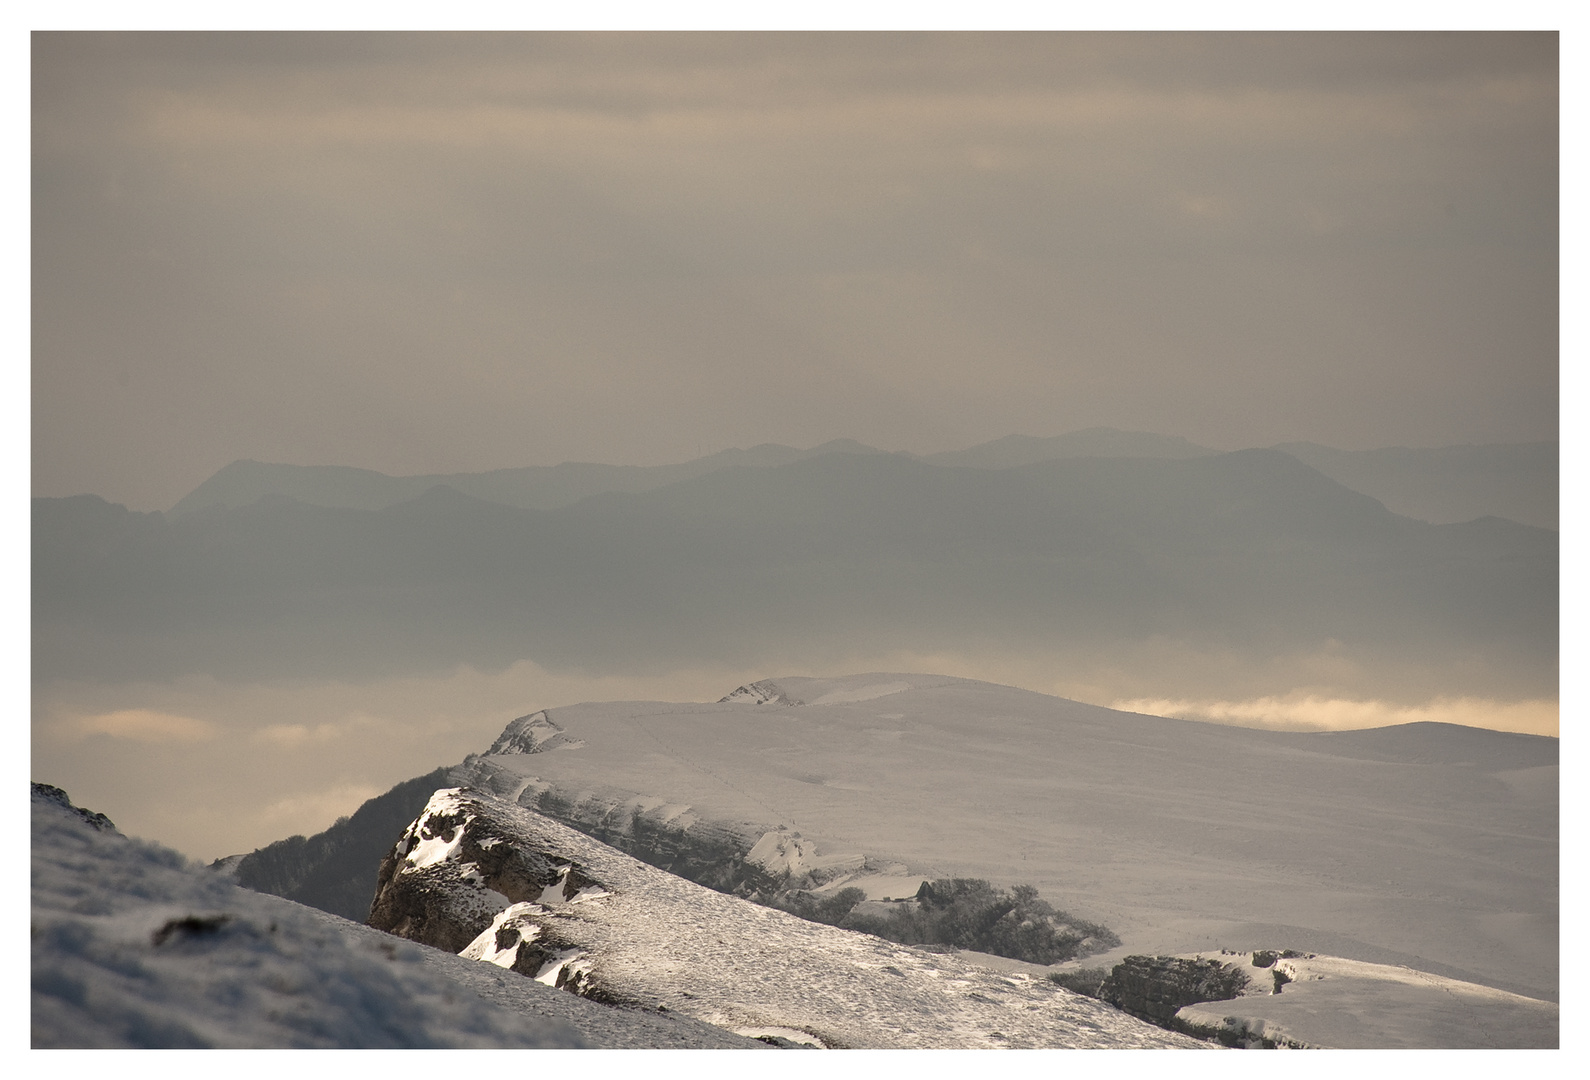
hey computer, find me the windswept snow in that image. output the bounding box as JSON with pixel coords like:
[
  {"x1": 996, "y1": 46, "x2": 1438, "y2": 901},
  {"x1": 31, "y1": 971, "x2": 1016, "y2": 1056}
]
[
  {"x1": 459, "y1": 671, "x2": 1557, "y2": 1048},
  {"x1": 31, "y1": 784, "x2": 756, "y2": 1048},
  {"x1": 746, "y1": 829, "x2": 866, "y2": 880},
  {"x1": 1173, "y1": 952, "x2": 1558, "y2": 1049},
  {"x1": 379, "y1": 788, "x2": 1203, "y2": 1048},
  {"x1": 488, "y1": 710, "x2": 585, "y2": 754},
  {"x1": 808, "y1": 680, "x2": 914, "y2": 705}
]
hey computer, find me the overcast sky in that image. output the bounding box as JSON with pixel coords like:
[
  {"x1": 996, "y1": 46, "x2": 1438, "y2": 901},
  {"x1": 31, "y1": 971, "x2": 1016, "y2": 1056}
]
[{"x1": 32, "y1": 32, "x2": 1558, "y2": 511}]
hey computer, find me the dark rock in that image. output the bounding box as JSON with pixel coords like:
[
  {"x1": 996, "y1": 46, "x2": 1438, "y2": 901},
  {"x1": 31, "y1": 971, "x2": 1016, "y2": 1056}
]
[
  {"x1": 151, "y1": 914, "x2": 232, "y2": 946},
  {"x1": 1098, "y1": 955, "x2": 1251, "y2": 1026},
  {"x1": 31, "y1": 783, "x2": 117, "y2": 833},
  {"x1": 367, "y1": 788, "x2": 586, "y2": 954}
]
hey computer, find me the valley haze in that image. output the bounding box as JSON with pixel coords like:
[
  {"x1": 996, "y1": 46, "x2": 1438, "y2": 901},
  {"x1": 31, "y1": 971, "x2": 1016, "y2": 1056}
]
[{"x1": 32, "y1": 430, "x2": 1557, "y2": 862}]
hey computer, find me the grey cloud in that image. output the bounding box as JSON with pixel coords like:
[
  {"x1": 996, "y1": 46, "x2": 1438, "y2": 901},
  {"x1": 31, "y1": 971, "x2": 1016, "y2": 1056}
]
[{"x1": 33, "y1": 32, "x2": 1555, "y2": 510}]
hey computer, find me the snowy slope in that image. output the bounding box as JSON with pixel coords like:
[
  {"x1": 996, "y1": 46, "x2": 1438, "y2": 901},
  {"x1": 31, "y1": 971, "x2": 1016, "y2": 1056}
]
[
  {"x1": 30, "y1": 784, "x2": 757, "y2": 1048},
  {"x1": 1173, "y1": 951, "x2": 1558, "y2": 1049},
  {"x1": 452, "y1": 673, "x2": 1557, "y2": 1014},
  {"x1": 369, "y1": 787, "x2": 1203, "y2": 1049}
]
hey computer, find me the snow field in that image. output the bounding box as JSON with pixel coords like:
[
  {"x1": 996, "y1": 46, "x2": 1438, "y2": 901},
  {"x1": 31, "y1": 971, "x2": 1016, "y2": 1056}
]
[{"x1": 396, "y1": 787, "x2": 1204, "y2": 1048}]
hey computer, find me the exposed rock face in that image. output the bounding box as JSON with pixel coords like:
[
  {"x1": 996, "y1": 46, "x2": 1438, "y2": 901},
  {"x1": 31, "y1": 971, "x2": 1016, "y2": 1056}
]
[
  {"x1": 486, "y1": 711, "x2": 583, "y2": 754},
  {"x1": 31, "y1": 783, "x2": 117, "y2": 833},
  {"x1": 717, "y1": 681, "x2": 800, "y2": 705},
  {"x1": 368, "y1": 788, "x2": 603, "y2": 956},
  {"x1": 460, "y1": 903, "x2": 602, "y2": 995},
  {"x1": 1098, "y1": 955, "x2": 1252, "y2": 1026}
]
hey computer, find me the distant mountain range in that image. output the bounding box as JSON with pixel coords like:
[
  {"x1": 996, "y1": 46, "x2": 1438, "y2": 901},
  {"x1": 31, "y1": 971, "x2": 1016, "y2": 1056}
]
[
  {"x1": 1272, "y1": 441, "x2": 1556, "y2": 530},
  {"x1": 34, "y1": 438, "x2": 1556, "y2": 696},
  {"x1": 163, "y1": 428, "x2": 1558, "y2": 530}
]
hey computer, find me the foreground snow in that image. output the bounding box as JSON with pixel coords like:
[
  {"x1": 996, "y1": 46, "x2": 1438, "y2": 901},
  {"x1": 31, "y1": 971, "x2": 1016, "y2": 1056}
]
[{"x1": 30, "y1": 785, "x2": 755, "y2": 1048}]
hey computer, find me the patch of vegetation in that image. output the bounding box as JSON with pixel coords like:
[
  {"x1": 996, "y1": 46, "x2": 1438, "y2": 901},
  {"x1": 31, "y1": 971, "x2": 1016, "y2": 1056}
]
[
  {"x1": 519, "y1": 786, "x2": 1120, "y2": 965},
  {"x1": 841, "y1": 878, "x2": 1120, "y2": 965},
  {"x1": 549, "y1": 796, "x2": 775, "y2": 897},
  {"x1": 763, "y1": 886, "x2": 869, "y2": 926}
]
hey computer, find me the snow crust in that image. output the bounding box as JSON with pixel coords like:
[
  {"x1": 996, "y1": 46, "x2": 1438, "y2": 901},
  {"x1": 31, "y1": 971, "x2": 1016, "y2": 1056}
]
[{"x1": 31, "y1": 786, "x2": 756, "y2": 1048}]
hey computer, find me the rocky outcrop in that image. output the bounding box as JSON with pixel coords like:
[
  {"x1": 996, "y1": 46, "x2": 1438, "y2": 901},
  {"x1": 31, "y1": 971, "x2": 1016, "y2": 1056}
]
[
  {"x1": 459, "y1": 903, "x2": 602, "y2": 995},
  {"x1": 363, "y1": 787, "x2": 1204, "y2": 1048},
  {"x1": 486, "y1": 711, "x2": 583, "y2": 754},
  {"x1": 367, "y1": 788, "x2": 605, "y2": 958},
  {"x1": 1098, "y1": 955, "x2": 1252, "y2": 1026},
  {"x1": 31, "y1": 783, "x2": 117, "y2": 833},
  {"x1": 717, "y1": 681, "x2": 801, "y2": 705}
]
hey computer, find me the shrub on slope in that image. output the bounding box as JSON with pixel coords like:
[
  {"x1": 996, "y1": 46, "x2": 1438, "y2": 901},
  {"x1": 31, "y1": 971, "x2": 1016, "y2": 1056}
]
[{"x1": 766, "y1": 877, "x2": 1119, "y2": 965}]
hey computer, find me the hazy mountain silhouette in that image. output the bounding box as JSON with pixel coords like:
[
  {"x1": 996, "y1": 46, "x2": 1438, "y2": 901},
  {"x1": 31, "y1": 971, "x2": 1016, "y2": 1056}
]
[
  {"x1": 167, "y1": 438, "x2": 891, "y2": 517},
  {"x1": 164, "y1": 430, "x2": 1557, "y2": 534},
  {"x1": 165, "y1": 428, "x2": 1219, "y2": 518},
  {"x1": 922, "y1": 428, "x2": 1216, "y2": 468},
  {"x1": 34, "y1": 450, "x2": 1555, "y2": 694},
  {"x1": 1271, "y1": 442, "x2": 1557, "y2": 530}
]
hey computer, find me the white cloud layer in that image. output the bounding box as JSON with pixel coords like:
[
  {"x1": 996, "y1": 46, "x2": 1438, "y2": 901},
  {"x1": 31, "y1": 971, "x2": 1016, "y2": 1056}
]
[{"x1": 1110, "y1": 694, "x2": 1559, "y2": 736}]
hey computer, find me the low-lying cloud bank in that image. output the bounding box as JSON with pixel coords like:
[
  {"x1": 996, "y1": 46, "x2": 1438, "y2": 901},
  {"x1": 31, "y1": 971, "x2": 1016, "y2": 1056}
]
[
  {"x1": 1110, "y1": 695, "x2": 1559, "y2": 737},
  {"x1": 33, "y1": 650, "x2": 1557, "y2": 862}
]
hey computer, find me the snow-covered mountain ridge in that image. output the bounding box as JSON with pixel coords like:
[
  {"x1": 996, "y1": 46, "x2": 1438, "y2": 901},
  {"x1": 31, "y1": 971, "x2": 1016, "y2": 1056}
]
[
  {"x1": 439, "y1": 672, "x2": 1555, "y2": 1050},
  {"x1": 367, "y1": 786, "x2": 1202, "y2": 1048},
  {"x1": 205, "y1": 672, "x2": 1555, "y2": 1048}
]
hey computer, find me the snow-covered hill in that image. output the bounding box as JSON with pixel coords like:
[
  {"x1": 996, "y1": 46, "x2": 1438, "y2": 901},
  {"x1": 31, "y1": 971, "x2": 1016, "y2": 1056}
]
[
  {"x1": 1170, "y1": 950, "x2": 1559, "y2": 1049},
  {"x1": 30, "y1": 784, "x2": 757, "y2": 1048},
  {"x1": 367, "y1": 786, "x2": 1202, "y2": 1048},
  {"x1": 447, "y1": 673, "x2": 1556, "y2": 1047}
]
